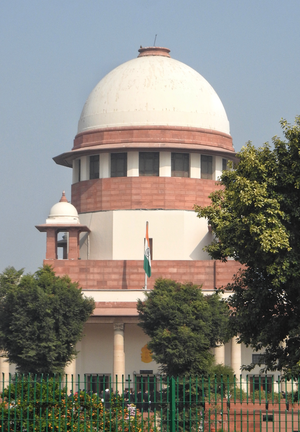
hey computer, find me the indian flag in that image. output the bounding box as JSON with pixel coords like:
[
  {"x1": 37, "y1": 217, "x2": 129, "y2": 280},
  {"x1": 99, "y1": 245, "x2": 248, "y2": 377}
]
[{"x1": 144, "y1": 222, "x2": 151, "y2": 277}]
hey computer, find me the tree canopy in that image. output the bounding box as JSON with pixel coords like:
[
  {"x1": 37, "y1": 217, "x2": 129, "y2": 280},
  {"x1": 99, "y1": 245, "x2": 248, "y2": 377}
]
[
  {"x1": 195, "y1": 116, "x2": 300, "y2": 377},
  {"x1": 0, "y1": 265, "x2": 95, "y2": 375},
  {"x1": 137, "y1": 278, "x2": 230, "y2": 376}
]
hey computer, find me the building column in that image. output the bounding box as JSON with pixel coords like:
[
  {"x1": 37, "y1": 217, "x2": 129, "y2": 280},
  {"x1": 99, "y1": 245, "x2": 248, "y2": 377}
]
[
  {"x1": 100, "y1": 153, "x2": 110, "y2": 178},
  {"x1": 159, "y1": 152, "x2": 171, "y2": 177},
  {"x1": 72, "y1": 159, "x2": 80, "y2": 184},
  {"x1": 65, "y1": 358, "x2": 76, "y2": 377},
  {"x1": 215, "y1": 156, "x2": 223, "y2": 180},
  {"x1": 190, "y1": 153, "x2": 200, "y2": 178},
  {"x1": 65, "y1": 357, "x2": 77, "y2": 391},
  {"x1": 231, "y1": 337, "x2": 242, "y2": 378},
  {"x1": 0, "y1": 353, "x2": 10, "y2": 388},
  {"x1": 80, "y1": 156, "x2": 89, "y2": 181},
  {"x1": 113, "y1": 323, "x2": 125, "y2": 392},
  {"x1": 214, "y1": 344, "x2": 225, "y2": 365},
  {"x1": 68, "y1": 229, "x2": 80, "y2": 260},
  {"x1": 46, "y1": 228, "x2": 57, "y2": 259},
  {"x1": 127, "y1": 151, "x2": 139, "y2": 177}
]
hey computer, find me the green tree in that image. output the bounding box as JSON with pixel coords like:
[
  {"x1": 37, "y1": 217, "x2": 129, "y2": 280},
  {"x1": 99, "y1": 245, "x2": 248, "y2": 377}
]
[
  {"x1": 137, "y1": 278, "x2": 230, "y2": 376},
  {"x1": 0, "y1": 265, "x2": 95, "y2": 375},
  {"x1": 195, "y1": 116, "x2": 300, "y2": 377}
]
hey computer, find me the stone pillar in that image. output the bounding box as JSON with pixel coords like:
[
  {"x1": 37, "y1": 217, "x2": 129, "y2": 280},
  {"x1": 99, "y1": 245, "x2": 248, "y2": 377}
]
[
  {"x1": 159, "y1": 152, "x2": 171, "y2": 177},
  {"x1": 214, "y1": 344, "x2": 225, "y2": 365},
  {"x1": 81, "y1": 156, "x2": 89, "y2": 181},
  {"x1": 190, "y1": 153, "x2": 200, "y2": 179},
  {"x1": 72, "y1": 159, "x2": 80, "y2": 184},
  {"x1": 231, "y1": 337, "x2": 242, "y2": 378},
  {"x1": 100, "y1": 153, "x2": 110, "y2": 178},
  {"x1": 65, "y1": 358, "x2": 77, "y2": 391},
  {"x1": 68, "y1": 229, "x2": 79, "y2": 260},
  {"x1": 215, "y1": 156, "x2": 223, "y2": 180},
  {"x1": 127, "y1": 152, "x2": 139, "y2": 177},
  {"x1": 46, "y1": 228, "x2": 57, "y2": 259},
  {"x1": 0, "y1": 354, "x2": 10, "y2": 388},
  {"x1": 113, "y1": 323, "x2": 125, "y2": 392}
]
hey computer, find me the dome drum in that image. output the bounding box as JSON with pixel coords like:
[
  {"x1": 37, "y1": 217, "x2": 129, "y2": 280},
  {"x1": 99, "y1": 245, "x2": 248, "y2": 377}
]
[
  {"x1": 73, "y1": 125, "x2": 233, "y2": 151},
  {"x1": 54, "y1": 126, "x2": 234, "y2": 168}
]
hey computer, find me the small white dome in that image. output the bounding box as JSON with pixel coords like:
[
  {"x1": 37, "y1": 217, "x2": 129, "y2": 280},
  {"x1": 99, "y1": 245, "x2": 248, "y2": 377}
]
[
  {"x1": 78, "y1": 47, "x2": 230, "y2": 135},
  {"x1": 46, "y1": 192, "x2": 80, "y2": 224}
]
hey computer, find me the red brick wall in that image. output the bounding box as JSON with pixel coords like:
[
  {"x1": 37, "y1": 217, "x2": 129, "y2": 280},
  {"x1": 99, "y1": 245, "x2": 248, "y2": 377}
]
[
  {"x1": 215, "y1": 261, "x2": 241, "y2": 288},
  {"x1": 73, "y1": 125, "x2": 234, "y2": 152},
  {"x1": 206, "y1": 401, "x2": 298, "y2": 432},
  {"x1": 44, "y1": 259, "x2": 242, "y2": 291},
  {"x1": 72, "y1": 177, "x2": 221, "y2": 213}
]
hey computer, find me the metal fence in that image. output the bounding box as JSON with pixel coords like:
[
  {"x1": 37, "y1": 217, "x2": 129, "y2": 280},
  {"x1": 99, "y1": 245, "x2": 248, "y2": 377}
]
[{"x1": 0, "y1": 373, "x2": 300, "y2": 432}]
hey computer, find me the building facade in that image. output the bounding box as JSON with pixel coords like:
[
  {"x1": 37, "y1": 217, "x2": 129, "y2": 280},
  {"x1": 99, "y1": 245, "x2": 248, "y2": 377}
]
[{"x1": 28, "y1": 46, "x2": 269, "y2": 388}]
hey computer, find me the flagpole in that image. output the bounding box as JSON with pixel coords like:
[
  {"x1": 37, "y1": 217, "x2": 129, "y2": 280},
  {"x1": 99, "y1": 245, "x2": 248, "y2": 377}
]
[
  {"x1": 144, "y1": 221, "x2": 148, "y2": 290},
  {"x1": 144, "y1": 221, "x2": 151, "y2": 289}
]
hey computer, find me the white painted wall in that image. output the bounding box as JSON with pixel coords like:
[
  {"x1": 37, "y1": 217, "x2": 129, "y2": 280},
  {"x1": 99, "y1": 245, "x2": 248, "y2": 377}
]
[
  {"x1": 80, "y1": 212, "x2": 113, "y2": 260},
  {"x1": 77, "y1": 323, "x2": 114, "y2": 376},
  {"x1": 113, "y1": 210, "x2": 210, "y2": 260},
  {"x1": 82, "y1": 290, "x2": 147, "y2": 303},
  {"x1": 75, "y1": 323, "x2": 281, "y2": 387},
  {"x1": 125, "y1": 324, "x2": 160, "y2": 379},
  {"x1": 80, "y1": 210, "x2": 211, "y2": 260},
  {"x1": 75, "y1": 323, "x2": 159, "y2": 380}
]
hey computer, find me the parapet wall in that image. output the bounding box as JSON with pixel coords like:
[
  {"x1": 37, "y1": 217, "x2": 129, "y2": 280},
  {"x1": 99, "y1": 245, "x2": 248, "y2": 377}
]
[{"x1": 44, "y1": 259, "x2": 241, "y2": 291}]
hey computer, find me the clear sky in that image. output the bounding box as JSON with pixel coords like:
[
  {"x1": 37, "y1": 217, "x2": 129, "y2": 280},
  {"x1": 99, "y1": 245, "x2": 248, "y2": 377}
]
[{"x1": 1, "y1": 0, "x2": 299, "y2": 273}]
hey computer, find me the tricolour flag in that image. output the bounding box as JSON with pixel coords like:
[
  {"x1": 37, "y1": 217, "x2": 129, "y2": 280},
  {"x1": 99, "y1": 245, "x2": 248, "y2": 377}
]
[{"x1": 144, "y1": 222, "x2": 151, "y2": 277}]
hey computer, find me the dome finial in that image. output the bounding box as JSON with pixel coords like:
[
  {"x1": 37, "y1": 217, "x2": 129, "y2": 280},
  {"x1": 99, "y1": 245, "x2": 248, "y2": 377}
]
[
  {"x1": 60, "y1": 191, "x2": 68, "y2": 203},
  {"x1": 137, "y1": 46, "x2": 170, "y2": 58}
]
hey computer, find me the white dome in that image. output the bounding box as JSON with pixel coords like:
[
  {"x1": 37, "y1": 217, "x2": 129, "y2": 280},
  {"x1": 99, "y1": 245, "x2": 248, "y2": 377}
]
[
  {"x1": 46, "y1": 192, "x2": 80, "y2": 224},
  {"x1": 78, "y1": 48, "x2": 230, "y2": 135}
]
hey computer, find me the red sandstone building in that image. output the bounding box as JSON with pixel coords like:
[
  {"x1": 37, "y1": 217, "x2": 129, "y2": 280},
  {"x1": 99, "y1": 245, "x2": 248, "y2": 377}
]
[{"x1": 31, "y1": 46, "x2": 267, "y2": 389}]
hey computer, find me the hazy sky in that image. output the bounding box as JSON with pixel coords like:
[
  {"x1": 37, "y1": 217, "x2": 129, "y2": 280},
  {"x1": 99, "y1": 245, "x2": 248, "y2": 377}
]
[{"x1": 1, "y1": 0, "x2": 300, "y2": 273}]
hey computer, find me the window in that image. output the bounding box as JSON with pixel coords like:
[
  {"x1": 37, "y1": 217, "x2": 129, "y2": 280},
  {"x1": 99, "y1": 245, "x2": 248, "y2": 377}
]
[
  {"x1": 111, "y1": 153, "x2": 127, "y2": 177},
  {"x1": 171, "y1": 153, "x2": 189, "y2": 177},
  {"x1": 249, "y1": 375, "x2": 272, "y2": 395},
  {"x1": 222, "y1": 158, "x2": 228, "y2": 171},
  {"x1": 263, "y1": 415, "x2": 273, "y2": 422},
  {"x1": 77, "y1": 159, "x2": 81, "y2": 182},
  {"x1": 57, "y1": 232, "x2": 67, "y2": 259},
  {"x1": 135, "y1": 373, "x2": 157, "y2": 393},
  {"x1": 201, "y1": 155, "x2": 213, "y2": 179},
  {"x1": 85, "y1": 374, "x2": 111, "y2": 395},
  {"x1": 252, "y1": 354, "x2": 265, "y2": 365},
  {"x1": 90, "y1": 155, "x2": 99, "y2": 179},
  {"x1": 139, "y1": 152, "x2": 159, "y2": 176},
  {"x1": 131, "y1": 373, "x2": 159, "y2": 412}
]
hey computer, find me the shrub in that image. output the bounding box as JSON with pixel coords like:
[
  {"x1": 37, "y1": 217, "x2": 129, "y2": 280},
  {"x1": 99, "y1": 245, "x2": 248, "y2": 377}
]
[{"x1": 0, "y1": 376, "x2": 145, "y2": 432}]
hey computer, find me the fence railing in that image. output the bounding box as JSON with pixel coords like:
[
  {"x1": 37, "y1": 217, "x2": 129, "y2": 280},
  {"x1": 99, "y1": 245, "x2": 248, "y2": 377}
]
[{"x1": 0, "y1": 373, "x2": 300, "y2": 432}]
